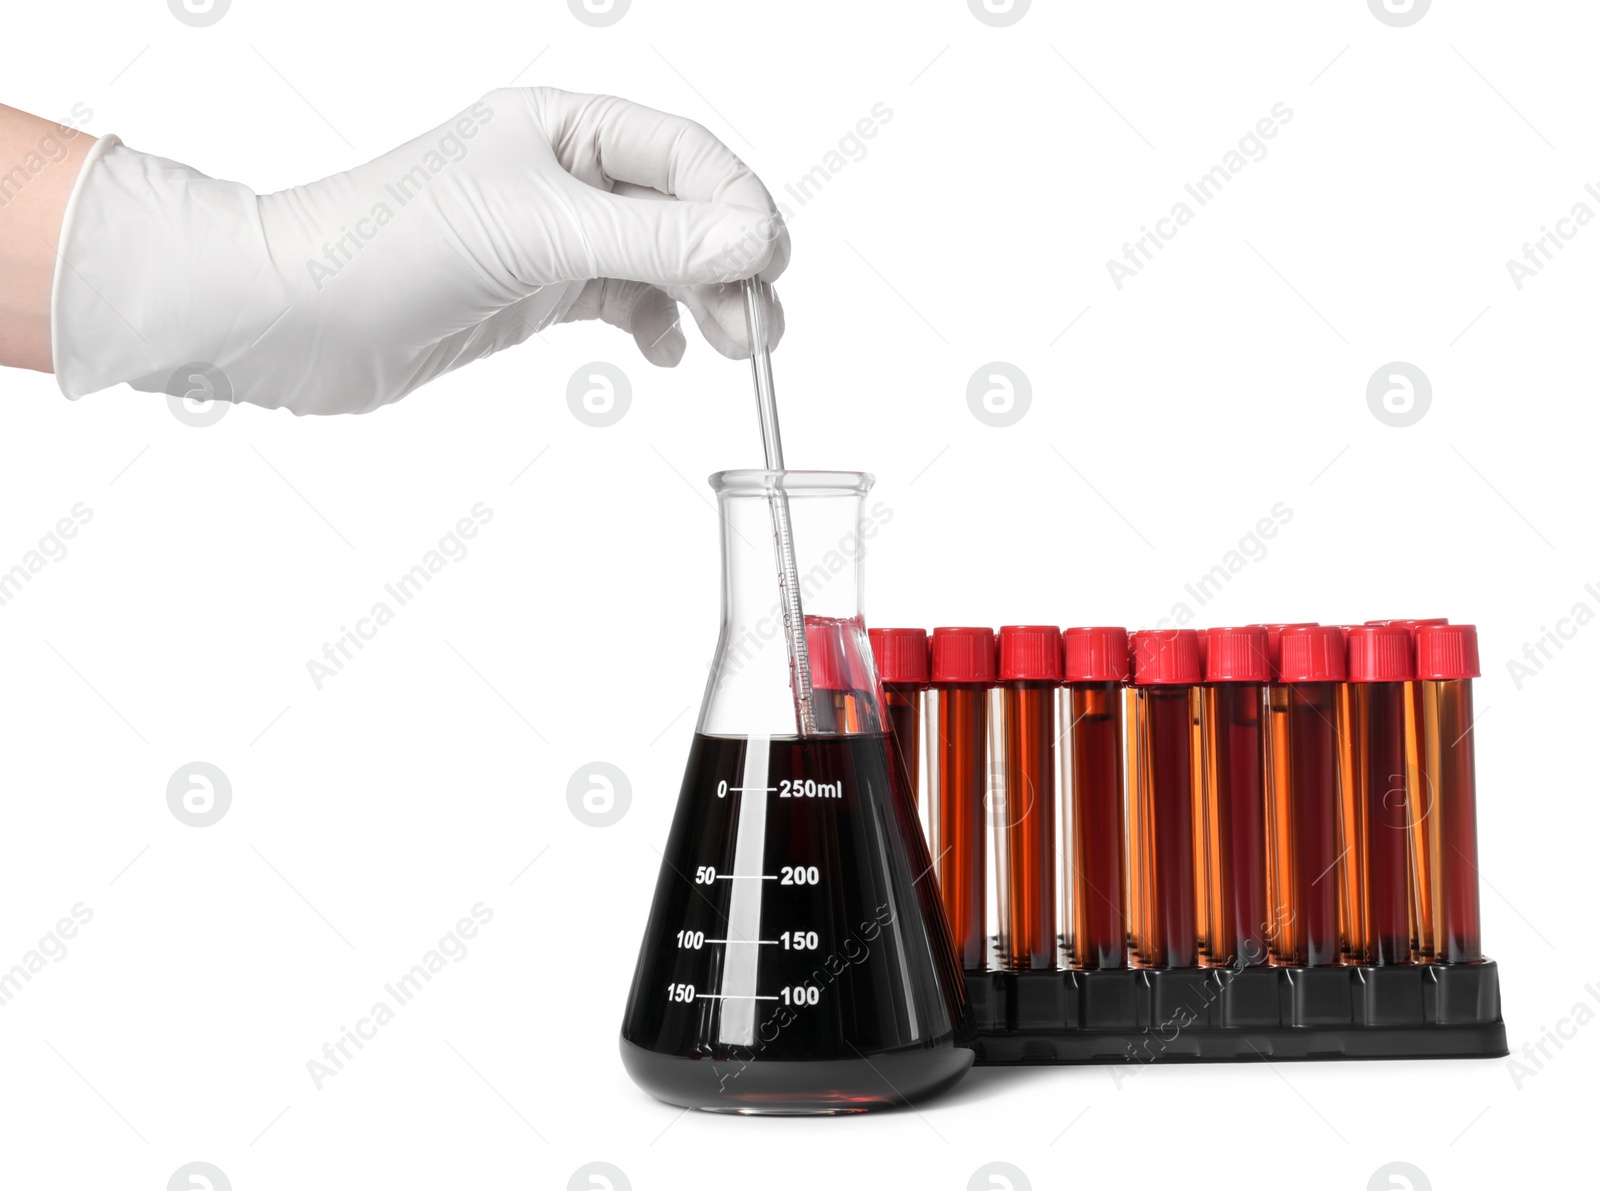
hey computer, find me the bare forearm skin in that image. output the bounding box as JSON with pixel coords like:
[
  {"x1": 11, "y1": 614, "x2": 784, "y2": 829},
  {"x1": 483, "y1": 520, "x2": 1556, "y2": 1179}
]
[{"x1": 0, "y1": 103, "x2": 96, "y2": 373}]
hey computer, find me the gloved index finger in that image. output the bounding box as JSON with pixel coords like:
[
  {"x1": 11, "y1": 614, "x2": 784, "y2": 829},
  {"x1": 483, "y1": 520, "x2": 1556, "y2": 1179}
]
[
  {"x1": 539, "y1": 89, "x2": 789, "y2": 279},
  {"x1": 550, "y1": 91, "x2": 770, "y2": 207}
]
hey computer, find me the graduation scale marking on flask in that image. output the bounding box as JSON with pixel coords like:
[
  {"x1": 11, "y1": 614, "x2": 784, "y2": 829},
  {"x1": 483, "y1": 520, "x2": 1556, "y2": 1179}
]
[{"x1": 623, "y1": 729, "x2": 971, "y2": 1113}]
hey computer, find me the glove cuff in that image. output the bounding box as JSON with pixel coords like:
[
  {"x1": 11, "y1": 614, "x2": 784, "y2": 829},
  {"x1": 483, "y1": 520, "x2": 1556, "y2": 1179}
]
[
  {"x1": 51, "y1": 138, "x2": 288, "y2": 400},
  {"x1": 50, "y1": 133, "x2": 119, "y2": 399}
]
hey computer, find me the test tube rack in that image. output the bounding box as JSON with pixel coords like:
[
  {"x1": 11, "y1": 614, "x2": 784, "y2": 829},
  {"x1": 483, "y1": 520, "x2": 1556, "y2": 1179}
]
[{"x1": 870, "y1": 621, "x2": 1510, "y2": 1066}]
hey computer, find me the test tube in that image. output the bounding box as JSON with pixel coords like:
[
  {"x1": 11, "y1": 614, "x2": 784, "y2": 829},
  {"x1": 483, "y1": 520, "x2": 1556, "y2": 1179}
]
[
  {"x1": 1129, "y1": 629, "x2": 1201, "y2": 969},
  {"x1": 1123, "y1": 677, "x2": 1147, "y2": 972},
  {"x1": 805, "y1": 617, "x2": 874, "y2": 734},
  {"x1": 870, "y1": 628, "x2": 929, "y2": 809},
  {"x1": 1257, "y1": 623, "x2": 1316, "y2": 963},
  {"x1": 1063, "y1": 627, "x2": 1130, "y2": 970},
  {"x1": 1414, "y1": 624, "x2": 1483, "y2": 964},
  {"x1": 1365, "y1": 617, "x2": 1448, "y2": 961},
  {"x1": 1274, "y1": 626, "x2": 1346, "y2": 966},
  {"x1": 925, "y1": 627, "x2": 997, "y2": 972},
  {"x1": 996, "y1": 625, "x2": 1064, "y2": 971},
  {"x1": 1332, "y1": 626, "x2": 1363, "y2": 964},
  {"x1": 1199, "y1": 626, "x2": 1271, "y2": 968},
  {"x1": 1345, "y1": 625, "x2": 1416, "y2": 965}
]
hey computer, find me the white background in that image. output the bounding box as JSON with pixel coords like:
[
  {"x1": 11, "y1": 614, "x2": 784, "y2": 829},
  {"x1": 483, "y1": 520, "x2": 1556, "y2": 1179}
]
[{"x1": 1, "y1": 1, "x2": 1595, "y2": 1188}]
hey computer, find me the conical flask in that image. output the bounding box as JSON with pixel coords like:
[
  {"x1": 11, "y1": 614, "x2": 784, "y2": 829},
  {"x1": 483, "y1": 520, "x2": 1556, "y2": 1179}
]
[{"x1": 620, "y1": 470, "x2": 973, "y2": 1114}]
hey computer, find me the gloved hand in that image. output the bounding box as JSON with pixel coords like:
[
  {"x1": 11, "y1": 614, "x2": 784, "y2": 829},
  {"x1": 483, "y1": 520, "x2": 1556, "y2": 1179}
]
[{"x1": 52, "y1": 87, "x2": 788, "y2": 415}]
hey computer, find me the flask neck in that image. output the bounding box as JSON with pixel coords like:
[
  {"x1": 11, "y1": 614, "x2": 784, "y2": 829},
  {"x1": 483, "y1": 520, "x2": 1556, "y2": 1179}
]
[{"x1": 697, "y1": 474, "x2": 881, "y2": 738}]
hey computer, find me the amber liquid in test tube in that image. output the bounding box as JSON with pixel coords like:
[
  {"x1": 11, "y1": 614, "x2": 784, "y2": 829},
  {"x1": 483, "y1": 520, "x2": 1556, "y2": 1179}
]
[
  {"x1": 1190, "y1": 633, "x2": 1209, "y2": 964},
  {"x1": 870, "y1": 629, "x2": 929, "y2": 810},
  {"x1": 1199, "y1": 627, "x2": 1271, "y2": 968},
  {"x1": 1337, "y1": 649, "x2": 1363, "y2": 966},
  {"x1": 1346, "y1": 626, "x2": 1414, "y2": 965},
  {"x1": 1063, "y1": 628, "x2": 1130, "y2": 970},
  {"x1": 1365, "y1": 619, "x2": 1447, "y2": 961},
  {"x1": 1129, "y1": 630, "x2": 1201, "y2": 969},
  {"x1": 924, "y1": 628, "x2": 997, "y2": 971},
  {"x1": 1333, "y1": 637, "x2": 1365, "y2": 965},
  {"x1": 1123, "y1": 682, "x2": 1147, "y2": 966},
  {"x1": 1256, "y1": 624, "x2": 1313, "y2": 964},
  {"x1": 1414, "y1": 625, "x2": 1484, "y2": 964},
  {"x1": 1272, "y1": 626, "x2": 1346, "y2": 966},
  {"x1": 995, "y1": 626, "x2": 1064, "y2": 971}
]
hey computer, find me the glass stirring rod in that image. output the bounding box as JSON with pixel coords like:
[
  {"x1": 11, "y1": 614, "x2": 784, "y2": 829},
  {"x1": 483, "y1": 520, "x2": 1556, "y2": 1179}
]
[{"x1": 742, "y1": 277, "x2": 817, "y2": 736}]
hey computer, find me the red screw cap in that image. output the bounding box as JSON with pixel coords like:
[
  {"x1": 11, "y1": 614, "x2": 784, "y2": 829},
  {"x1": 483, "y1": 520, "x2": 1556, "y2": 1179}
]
[
  {"x1": 1278, "y1": 625, "x2": 1347, "y2": 683},
  {"x1": 1063, "y1": 627, "x2": 1131, "y2": 683},
  {"x1": 1346, "y1": 624, "x2": 1415, "y2": 683},
  {"x1": 1202, "y1": 626, "x2": 1271, "y2": 683},
  {"x1": 930, "y1": 627, "x2": 997, "y2": 685},
  {"x1": 1132, "y1": 629, "x2": 1202, "y2": 686},
  {"x1": 806, "y1": 617, "x2": 848, "y2": 692},
  {"x1": 999, "y1": 625, "x2": 1064, "y2": 682},
  {"x1": 869, "y1": 627, "x2": 929, "y2": 686},
  {"x1": 1415, "y1": 624, "x2": 1480, "y2": 680},
  {"x1": 1252, "y1": 623, "x2": 1318, "y2": 680}
]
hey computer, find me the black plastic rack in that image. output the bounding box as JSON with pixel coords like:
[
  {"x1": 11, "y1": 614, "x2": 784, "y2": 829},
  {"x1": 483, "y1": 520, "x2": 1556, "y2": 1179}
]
[{"x1": 966, "y1": 960, "x2": 1507, "y2": 1064}]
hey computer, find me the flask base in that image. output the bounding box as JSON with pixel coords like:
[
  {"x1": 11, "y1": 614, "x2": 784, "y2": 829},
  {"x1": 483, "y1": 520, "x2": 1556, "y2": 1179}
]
[{"x1": 619, "y1": 1036, "x2": 974, "y2": 1114}]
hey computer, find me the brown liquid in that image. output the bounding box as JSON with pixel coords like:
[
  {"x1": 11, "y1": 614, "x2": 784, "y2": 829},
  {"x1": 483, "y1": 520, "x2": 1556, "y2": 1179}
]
[
  {"x1": 1124, "y1": 687, "x2": 1147, "y2": 967},
  {"x1": 1353, "y1": 682, "x2": 1410, "y2": 964},
  {"x1": 1133, "y1": 686, "x2": 1197, "y2": 968},
  {"x1": 1069, "y1": 684, "x2": 1125, "y2": 969},
  {"x1": 1335, "y1": 683, "x2": 1367, "y2": 962},
  {"x1": 1289, "y1": 683, "x2": 1341, "y2": 966},
  {"x1": 1404, "y1": 681, "x2": 1436, "y2": 960},
  {"x1": 621, "y1": 733, "x2": 972, "y2": 1113},
  {"x1": 926, "y1": 684, "x2": 989, "y2": 970},
  {"x1": 1264, "y1": 683, "x2": 1296, "y2": 962},
  {"x1": 882, "y1": 683, "x2": 921, "y2": 809},
  {"x1": 1200, "y1": 683, "x2": 1268, "y2": 967},
  {"x1": 1417, "y1": 679, "x2": 1483, "y2": 964},
  {"x1": 998, "y1": 682, "x2": 1057, "y2": 970}
]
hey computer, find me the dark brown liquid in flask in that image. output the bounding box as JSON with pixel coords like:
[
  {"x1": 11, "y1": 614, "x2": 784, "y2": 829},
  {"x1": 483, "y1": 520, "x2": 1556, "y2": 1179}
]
[{"x1": 620, "y1": 733, "x2": 971, "y2": 1113}]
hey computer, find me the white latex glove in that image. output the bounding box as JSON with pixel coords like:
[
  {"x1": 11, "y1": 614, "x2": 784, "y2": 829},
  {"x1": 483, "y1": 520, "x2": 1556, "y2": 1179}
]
[{"x1": 52, "y1": 88, "x2": 789, "y2": 415}]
